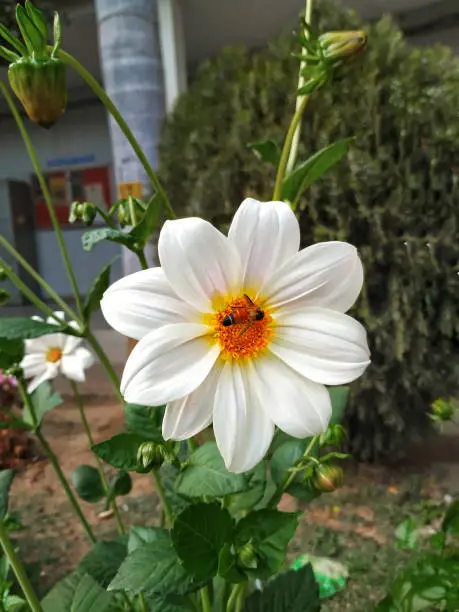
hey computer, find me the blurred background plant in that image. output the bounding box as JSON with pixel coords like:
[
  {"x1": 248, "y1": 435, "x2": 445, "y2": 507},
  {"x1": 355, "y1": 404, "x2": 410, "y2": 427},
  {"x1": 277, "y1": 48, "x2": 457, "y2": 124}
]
[{"x1": 159, "y1": 0, "x2": 459, "y2": 461}]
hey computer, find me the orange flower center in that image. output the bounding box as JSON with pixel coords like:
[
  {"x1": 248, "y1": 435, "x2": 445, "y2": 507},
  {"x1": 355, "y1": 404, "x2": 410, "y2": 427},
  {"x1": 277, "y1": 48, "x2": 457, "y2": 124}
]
[
  {"x1": 46, "y1": 347, "x2": 62, "y2": 363},
  {"x1": 212, "y1": 295, "x2": 272, "y2": 361}
]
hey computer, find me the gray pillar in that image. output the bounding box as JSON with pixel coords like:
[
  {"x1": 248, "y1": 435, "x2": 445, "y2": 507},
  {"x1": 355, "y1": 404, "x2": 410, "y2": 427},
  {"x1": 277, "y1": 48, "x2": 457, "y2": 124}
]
[{"x1": 95, "y1": 0, "x2": 165, "y2": 273}]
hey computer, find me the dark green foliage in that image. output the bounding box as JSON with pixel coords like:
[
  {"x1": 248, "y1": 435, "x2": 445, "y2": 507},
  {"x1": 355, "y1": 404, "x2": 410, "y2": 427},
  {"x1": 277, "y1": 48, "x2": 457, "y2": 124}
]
[{"x1": 159, "y1": 0, "x2": 459, "y2": 460}]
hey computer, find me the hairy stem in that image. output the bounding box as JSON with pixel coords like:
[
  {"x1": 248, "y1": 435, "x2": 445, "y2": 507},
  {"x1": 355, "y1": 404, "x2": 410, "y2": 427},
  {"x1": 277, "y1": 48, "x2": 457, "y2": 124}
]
[
  {"x1": 0, "y1": 522, "x2": 43, "y2": 612},
  {"x1": 285, "y1": 0, "x2": 314, "y2": 174},
  {"x1": 70, "y1": 381, "x2": 125, "y2": 535},
  {"x1": 58, "y1": 50, "x2": 176, "y2": 220},
  {"x1": 151, "y1": 469, "x2": 174, "y2": 527},
  {"x1": 0, "y1": 81, "x2": 84, "y2": 318}
]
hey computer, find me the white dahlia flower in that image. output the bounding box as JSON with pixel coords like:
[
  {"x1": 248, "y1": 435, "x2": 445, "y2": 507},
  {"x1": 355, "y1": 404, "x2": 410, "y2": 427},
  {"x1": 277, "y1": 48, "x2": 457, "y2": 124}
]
[
  {"x1": 21, "y1": 311, "x2": 94, "y2": 393},
  {"x1": 101, "y1": 198, "x2": 370, "y2": 473}
]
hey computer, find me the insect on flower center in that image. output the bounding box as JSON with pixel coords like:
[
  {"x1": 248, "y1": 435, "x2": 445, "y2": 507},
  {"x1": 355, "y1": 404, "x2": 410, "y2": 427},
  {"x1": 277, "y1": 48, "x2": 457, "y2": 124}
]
[
  {"x1": 46, "y1": 347, "x2": 62, "y2": 363},
  {"x1": 213, "y1": 294, "x2": 272, "y2": 360}
]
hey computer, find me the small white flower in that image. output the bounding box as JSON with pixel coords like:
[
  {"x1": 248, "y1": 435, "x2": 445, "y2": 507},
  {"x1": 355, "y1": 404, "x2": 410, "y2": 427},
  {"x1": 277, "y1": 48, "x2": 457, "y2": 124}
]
[
  {"x1": 21, "y1": 311, "x2": 94, "y2": 393},
  {"x1": 101, "y1": 198, "x2": 370, "y2": 473}
]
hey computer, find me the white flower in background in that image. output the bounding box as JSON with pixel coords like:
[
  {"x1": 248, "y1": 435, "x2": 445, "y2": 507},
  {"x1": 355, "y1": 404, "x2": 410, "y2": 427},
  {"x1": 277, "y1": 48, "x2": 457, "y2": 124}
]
[
  {"x1": 21, "y1": 312, "x2": 94, "y2": 393},
  {"x1": 101, "y1": 198, "x2": 370, "y2": 473}
]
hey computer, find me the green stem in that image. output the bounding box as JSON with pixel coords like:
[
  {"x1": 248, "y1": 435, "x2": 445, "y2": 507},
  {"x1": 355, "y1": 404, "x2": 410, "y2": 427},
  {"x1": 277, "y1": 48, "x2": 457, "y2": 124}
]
[
  {"x1": 138, "y1": 592, "x2": 147, "y2": 612},
  {"x1": 17, "y1": 379, "x2": 96, "y2": 544},
  {"x1": 268, "y1": 435, "x2": 318, "y2": 508},
  {"x1": 0, "y1": 259, "x2": 65, "y2": 323},
  {"x1": 70, "y1": 381, "x2": 125, "y2": 535},
  {"x1": 285, "y1": 0, "x2": 314, "y2": 175},
  {"x1": 200, "y1": 586, "x2": 212, "y2": 612},
  {"x1": 0, "y1": 81, "x2": 84, "y2": 318},
  {"x1": 235, "y1": 583, "x2": 247, "y2": 612},
  {"x1": 272, "y1": 95, "x2": 310, "y2": 201},
  {"x1": 226, "y1": 584, "x2": 245, "y2": 612},
  {"x1": 85, "y1": 330, "x2": 124, "y2": 404},
  {"x1": 58, "y1": 50, "x2": 176, "y2": 221},
  {"x1": 151, "y1": 469, "x2": 174, "y2": 527},
  {"x1": 0, "y1": 236, "x2": 81, "y2": 324},
  {"x1": 0, "y1": 522, "x2": 43, "y2": 612},
  {"x1": 136, "y1": 250, "x2": 149, "y2": 271}
]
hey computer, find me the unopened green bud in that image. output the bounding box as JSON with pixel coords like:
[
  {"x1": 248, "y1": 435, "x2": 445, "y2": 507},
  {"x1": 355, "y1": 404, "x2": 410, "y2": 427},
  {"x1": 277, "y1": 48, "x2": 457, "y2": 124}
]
[
  {"x1": 137, "y1": 441, "x2": 164, "y2": 471},
  {"x1": 8, "y1": 57, "x2": 67, "y2": 128},
  {"x1": 312, "y1": 464, "x2": 344, "y2": 493},
  {"x1": 319, "y1": 423, "x2": 347, "y2": 448},
  {"x1": 319, "y1": 30, "x2": 367, "y2": 68},
  {"x1": 69, "y1": 201, "x2": 97, "y2": 226},
  {"x1": 0, "y1": 289, "x2": 11, "y2": 306},
  {"x1": 431, "y1": 398, "x2": 455, "y2": 423},
  {"x1": 117, "y1": 196, "x2": 146, "y2": 228},
  {"x1": 237, "y1": 541, "x2": 259, "y2": 570}
]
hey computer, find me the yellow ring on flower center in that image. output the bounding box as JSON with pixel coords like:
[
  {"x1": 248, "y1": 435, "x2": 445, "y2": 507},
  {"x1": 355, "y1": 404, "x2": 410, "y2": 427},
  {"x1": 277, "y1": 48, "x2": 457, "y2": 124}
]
[
  {"x1": 46, "y1": 347, "x2": 62, "y2": 363},
  {"x1": 212, "y1": 295, "x2": 273, "y2": 361}
]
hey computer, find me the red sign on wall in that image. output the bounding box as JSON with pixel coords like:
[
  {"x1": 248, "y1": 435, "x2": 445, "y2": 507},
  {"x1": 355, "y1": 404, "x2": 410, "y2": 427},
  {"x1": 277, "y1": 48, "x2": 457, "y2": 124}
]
[{"x1": 32, "y1": 166, "x2": 112, "y2": 229}]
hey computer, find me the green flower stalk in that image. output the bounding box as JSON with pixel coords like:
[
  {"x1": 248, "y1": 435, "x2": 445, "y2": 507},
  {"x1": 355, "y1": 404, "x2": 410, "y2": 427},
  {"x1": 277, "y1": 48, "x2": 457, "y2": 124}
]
[{"x1": 1, "y1": 2, "x2": 67, "y2": 128}]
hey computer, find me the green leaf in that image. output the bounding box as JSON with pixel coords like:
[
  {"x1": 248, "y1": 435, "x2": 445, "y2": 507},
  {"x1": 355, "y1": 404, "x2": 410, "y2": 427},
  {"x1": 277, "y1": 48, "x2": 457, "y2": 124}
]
[
  {"x1": 0, "y1": 317, "x2": 74, "y2": 340},
  {"x1": 128, "y1": 526, "x2": 169, "y2": 553},
  {"x1": 235, "y1": 509, "x2": 299, "y2": 579},
  {"x1": 176, "y1": 442, "x2": 247, "y2": 499},
  {"x1": 109, "y1": 539, "x2": 198, "y2": 598},
  {"x1": 395, "y1": 517, "x2": 419, "y2": 550},
  {"x1": 42, "y1": 571, "x2": 114, "y2": 612},
  {"x1": 129, "y1": 192, "x2": 162, "y2": 246},
  {"x1": 82, "y1": 228, "x2": 137, "y2": 252},
  {"x1": 78, "y1": 540, "x2": 127, "y2": 588},
  {"x1": 24, "y1": 1, "x2": 48, "y2": 43},
  {"x1": 0, "y1": 470, "x2": 14, "y2": 521},
  {"x1": 4, "y1": 594, "x2": 26, "y2": 612},
  {"x1": 228, "y1": 461, "x2": 267, "y2": 514},
  {"x1": 247, "y1": 140, "x2": 281, "y2": 167},
  {"x1": 23, "y1": 381, "x2": 62, "y2": 429},
  {"x1": 83, "y1": 259, "x2": 115, "y2": 321},
  {"x1": 92, "y1": 433, "x2": 150, "y2": 472},
  {"x1": 0, "y1": 339, "x2": 24, "y2": 369},
  {"x1": 271, "y1": 439, "x2": 319, "y2": 501},
  {"x1": 442, "y1": 500, "x2": 459, "y2": 535},
  {"x1": 329, "y1": 386, "x2": 350, "y2": 424},
  {"x1": 159, "y1": 464, "x2": 189, "y2": 515},
  {"x1": 172, "y1": 502, "x2": 234, "y2": 581},
  {"x1": 0, "y1": 47, "x2": 20, "y2": 62},
  {"x1": 15, "y1": 4, "x2": 46, "y2": 55},
  {"x1": 281, "y1": 138, "x2": 354, "y2": 204},
  {"x1": 124, "y1": 403, "x2": 164, "y2": 440},
  {"x1": 70, "y1": 465, "x2": 105, "y2": 504},
  {"x1": 106, "y1": 470, "x2": 132, "y2": 504},
  {"x1": 218, "y1": 543, "x2": 245, "y2": 584},
  {"x1": 0, "y1": 24, "x2": 27, "y2": 56},
  {"x1": 244, "y1": 564, "x2": 320, "y2": 612}
]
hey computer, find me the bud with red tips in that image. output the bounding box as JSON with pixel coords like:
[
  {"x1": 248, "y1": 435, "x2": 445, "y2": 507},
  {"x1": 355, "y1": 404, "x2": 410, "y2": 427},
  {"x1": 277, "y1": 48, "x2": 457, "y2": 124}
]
[{"x1": 311, "y1": 464, "x2": 344, "y2": 493}]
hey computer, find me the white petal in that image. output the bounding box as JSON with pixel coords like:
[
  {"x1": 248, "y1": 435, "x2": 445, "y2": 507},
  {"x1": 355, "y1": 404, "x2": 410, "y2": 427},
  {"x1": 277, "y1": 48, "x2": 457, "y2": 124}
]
[
  {"x1": 24, "y1": 335, "x2": 56, "y2": 354},
  {"x1": 252, "y1": 352, "x2": 331, "y2": 437},
  {"x1": 60, "y1": 355, "x2": 86, "y2": 382},
  {"x1": 27, "y1": 363, "x2": 59, "y2": 393},
  {"x1": 121, "y1": 323, "x2": 220, "y2": 406},
  {"x1": 74, "y1": 347, "x2": 95, "y2": 369},
  {"x1": 271, "y1": 307, "x2": 370, "y2": 385},
  {"x1": 213, "y1": 361, "x2": 274, "y2": 473},
  {"x1": 162, "y1": 364, "x2": 222, "y2": 441},
  {"x1": 21, "y1": 353, "x2": 46, "y2": 378},
  {"x1": 62, "y1": 335, "x2": 83, "y2": 354},
  {"x1": 228, "y1": 198, "x2": 300, "y2": 292},
  {"x1": 158, "y1": 218, "x2": 241, "y2": 312},
  {"x1": 46, "y1": 311, "x2": 66, "y2": 325},
  {"x1": 263, "y1": 241, "x2": 364, "y2": 313},
  {"x1": 101, "y1": 267, "x2": 198, "y2": 340}
]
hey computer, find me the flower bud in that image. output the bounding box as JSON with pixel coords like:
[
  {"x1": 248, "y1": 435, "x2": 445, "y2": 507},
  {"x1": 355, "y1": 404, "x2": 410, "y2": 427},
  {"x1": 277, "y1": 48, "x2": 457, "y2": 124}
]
[
  {"x1": 319, "y1": 31, "x2": 367, "y2": 68},
  {"x1": 117, "y1": 196, "x2": 146, "y2": 228},
  {"x1": 69, "y1": 201, "x2": 97, "y2": 226},
  {"x1": 237, "y1": 541, "x2": 259, "y2": 570},
  {"x1": 431, "y1": 398, "x2": 455, "y2": 423},
  {"x1": 311, "y1": 464, "x2": 344, "y2": 493},
  {"x1": 137, "y1": 441, "x2": 164, "y2": 471},
  {"x1": 8, "y1": 57, "x2": 67, "y2": 128},
  {"x1": 319, "y1": 423, "x2": 347, "y2": 448}
]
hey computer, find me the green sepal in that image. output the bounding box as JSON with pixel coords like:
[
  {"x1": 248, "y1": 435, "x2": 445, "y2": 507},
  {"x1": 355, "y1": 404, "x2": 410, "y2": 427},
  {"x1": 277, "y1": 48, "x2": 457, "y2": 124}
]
[
  {"x1": 15, "y1": 4, "x2": 46, "y2": 57},
  {"x1": 52, "y1": 11, "x2": 62, "y2": 57},
  {"x1": 0, "y1": 24, "x2": 27, "y2": 57},
  {"x1": 25, "y1": 1, "x2": 48, "y2": 44}
]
